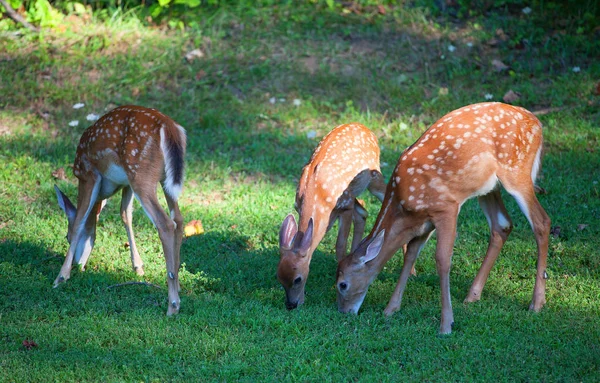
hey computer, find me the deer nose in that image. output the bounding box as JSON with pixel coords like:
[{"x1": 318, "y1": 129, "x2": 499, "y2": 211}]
[{"x1": 285, "y1": 300, "x2": 299, "y2": 310}]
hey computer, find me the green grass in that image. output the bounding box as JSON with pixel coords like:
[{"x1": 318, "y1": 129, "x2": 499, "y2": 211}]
[{"x1": 1, "y1": 1, "x2": 599, "y2": 381}]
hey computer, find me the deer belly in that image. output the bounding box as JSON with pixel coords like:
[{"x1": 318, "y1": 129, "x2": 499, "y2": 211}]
[{"x1": 99, "y1": 163, "x2": 129, "y2": 198}]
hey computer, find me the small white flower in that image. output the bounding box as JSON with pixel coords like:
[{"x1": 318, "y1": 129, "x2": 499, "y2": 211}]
[
  {"x1": 293, "y1": 99, "x2": 301, "y2": 106},
  {"x1": 484, "y1": 93, "x2": 494, "y2": 100},
  {"x1": 68, "y1": 120, "x2": 79, "y2": 127},
  {"x1": 73, "y1": 103, "x2": 85, "y2": 109},
  {"x1": 278, "y1": 98, "x2": 286, "y2": 103},
  {"x1": 381, "y1": 162, "x2": 389, "y2": 168},
  {"x1": 306, "y1": 130, "x2": 317, "y2": 139},
  {"x1": 448, "y1": 44, "x2": 456, "y2": 52},
  {"x1": 399, "y1": 122, "x2": 408, "y2": 131},
  {"x1": 269, "y1": 97, "x2": 276, "y2": 104},
  {"x1": 86, "y1": 113, "x2": 99, "y2": 121},
  {"x1": 522, "y1": 7, "x2": 532, "y2": 14},
  {"x1": 466, "y1": 42, "x2": 473, "y2": 48},
  {"x1": 572, "y1": 66, "x2": 581, "y2": 73}
]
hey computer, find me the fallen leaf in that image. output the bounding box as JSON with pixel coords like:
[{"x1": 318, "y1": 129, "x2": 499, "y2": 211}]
[
  {"x1": 550, "y1": 226, "x2": 561, "y2": 238},
  {"x1": 51, "y1": 168, "x2": 67, "y2": 181},
  {"x1": 594, "y1": 81, "x2": 600, "y2": 96},
  {"x1": 577, "y1": 224, "x2": 588, "y2": 231},
  {"x1": 491, "y1": 59, "x2": 509, "y2": 72},
  {"x1": 300, "y1": 56, "x2": 318, "y2": 75},
  {"x1": 495, "y1": 28, "x2": 508, "y2": 41},
  {"x1": 195, "y1": 70, "x2": 207, "y2": 80},
  {"x1": 184, "y1": 49, "x2": 205, "y2": 62},
  {"x1": 184, "y1": 220, "x2": 205, "y2": 237},
  {"x1": 377, "y1": 5, "x2": 386, "y2": 14},
  {"x1": 486, "y1": 37, "x2": 501, "y2": 47},
  {"x1": 123, "y1": 242, "x2": 130, "y2": 248},
  {"x1": 502, "y1": 90, "x2": 521, "y2": 104}
]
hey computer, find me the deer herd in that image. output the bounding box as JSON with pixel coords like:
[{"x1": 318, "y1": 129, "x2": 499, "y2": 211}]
[{"x1": 53, "y1": 102, "x2": 550, "y2": 334}]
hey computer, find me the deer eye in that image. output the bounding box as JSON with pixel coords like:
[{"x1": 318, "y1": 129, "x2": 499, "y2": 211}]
[
  {"x1": 339, "y1": 282, "x2": 348, "y2": 291},
  {"x1": 293, "y1": 276, "x2": 302, "y2": 285}
]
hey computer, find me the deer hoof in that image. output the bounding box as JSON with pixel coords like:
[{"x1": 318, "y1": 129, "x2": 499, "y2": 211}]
[
  {"x1": 167, "y1": 302, "x2": 180, "y2": 316},
  {"x1": 53, "y1": 275, "x2": 66, "y2": 288}
]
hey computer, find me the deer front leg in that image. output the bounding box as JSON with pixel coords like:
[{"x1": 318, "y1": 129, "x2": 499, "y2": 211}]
[
  {"x1": 54, "y1": 176, "x2": 101, "y2": 287},
  {"x1": 433, "y1": 211, "x2": 459, "y2": 334},
  {"x1": 384, "y1": 230, "x2": 433, "y2": 316},
  {"x1": 120, "y1": 187, "x2": 144, "y2": 276}
]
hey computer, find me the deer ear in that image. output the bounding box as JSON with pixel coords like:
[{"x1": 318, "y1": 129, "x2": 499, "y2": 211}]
[
  {"x1": 360, "y1": 230, "x2": 385, "y2": 264},
  {"x1": 54, "y1": 185, "x2": 76, "y2": 222},
  {"x1": 279, "y1": 214, "x2": 298, "y2": 250},
  {"x1": 297, "y1": 218, "x2": 313, "y2": 256}
]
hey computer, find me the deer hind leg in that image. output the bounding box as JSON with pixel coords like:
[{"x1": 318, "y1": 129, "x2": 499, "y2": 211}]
[
  {"x1": 54, "y1": 175, "x2": 101, "y2": 287},
  {"x1": 163, "y1": 188, "x2": 184, "y2": 293},
  {"x1": 505, "y1": 184, "x2": 550, "y2": 312},
  {"x1": 350, "y1": 199, "x2": 368, "y2": 254},
  {"x1": 465, "y1": 189, "x2": 513, "y2": 303},
  {"x1": 384, "y1": 229, "x2": 433, "y2": 316},
  {"x1": 335, "y1": 208, "x2": 354, "y2": 262},
  {"x1": 120, "y1": 186, "x2": 144, "y2": 276},
  {"x1": 367, "y1": 170, "x2": 386, "y2": 202},
  {"x1": 135, "y1": 191, "x2": 181, "y2": 316}
]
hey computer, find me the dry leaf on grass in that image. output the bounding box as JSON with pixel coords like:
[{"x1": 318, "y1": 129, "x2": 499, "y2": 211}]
[
  {"x1": 185, "y1": 49, "x2": 205, "y2": 62},
  {"x1": 491, "y1": 59, "x2": 509, "y2": 72},
  {"x1": 51, "y1": 167, "x2": 67, "y2": 181},
  {"x1": 577, "y1": 224, "x2": 588, "y2": 231},
  {"x1": 195, "y1": 70, "x2": 207, "y2": 80},
  {"x1": 503, "y1": 90, "x2": 521, "y2": 104},
  {"x1": 184, "y1": 220, "x2": 205, "y2": 237}
]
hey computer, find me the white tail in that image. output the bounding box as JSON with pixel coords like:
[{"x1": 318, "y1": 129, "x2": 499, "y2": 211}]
[
  {"x1": 277, "y1": 123, "x2": 389, "y2": 309},
  {"x1": 54, "y1": 105, "x2": 187, "y2": 316},
  {"x1": 336, "y1": 102, "x2": 550, "y2": 334}
]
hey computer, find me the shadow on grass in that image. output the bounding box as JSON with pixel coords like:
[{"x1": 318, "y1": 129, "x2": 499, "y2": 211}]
[{"x1": 1, "y1": 233, "x2": 599, "y2": 381}]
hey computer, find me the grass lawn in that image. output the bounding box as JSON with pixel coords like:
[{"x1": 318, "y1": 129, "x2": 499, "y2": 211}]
[{"x1": 1, "y1": 1, "x2": 599, "y2": 381}]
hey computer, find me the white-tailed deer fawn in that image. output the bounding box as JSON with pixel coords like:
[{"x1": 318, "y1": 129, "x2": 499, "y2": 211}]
[
  {"x1": 277, "y1": 123, "x2": 391, "y2": 309},
  {"x1": 336, "y1": 102, "x2": 550, "y2": 334},
  {"x1": 54, "y1": 105, "x2": 187, "y2": 316}
]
